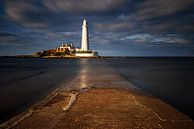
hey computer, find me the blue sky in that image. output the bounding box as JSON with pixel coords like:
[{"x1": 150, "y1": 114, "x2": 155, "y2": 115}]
[{"x1": 0, "y1": 0, "x2": 194, "y2": 56}]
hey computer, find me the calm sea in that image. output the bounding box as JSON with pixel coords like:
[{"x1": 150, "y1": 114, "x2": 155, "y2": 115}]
[{"x1": 0, "y1": 57, "x2": 194, "y2": 123}]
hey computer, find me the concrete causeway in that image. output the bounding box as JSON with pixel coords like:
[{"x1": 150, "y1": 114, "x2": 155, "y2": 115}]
[{"x1": 1, "y1": 59, "x2": 194, "y2": 129}]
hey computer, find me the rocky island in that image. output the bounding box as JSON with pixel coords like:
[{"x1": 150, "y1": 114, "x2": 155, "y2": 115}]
[{"x1": 34, "y1": 19, "x2": 98, "y2": 58}]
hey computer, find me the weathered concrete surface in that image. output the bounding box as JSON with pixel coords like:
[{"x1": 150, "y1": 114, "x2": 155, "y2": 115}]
[
  {"x1": 4, "y1": 88, "x2": 193, "y2": 129},
  {"x1": 1, "y1": 59, "x2": 194, "y2": 129}
]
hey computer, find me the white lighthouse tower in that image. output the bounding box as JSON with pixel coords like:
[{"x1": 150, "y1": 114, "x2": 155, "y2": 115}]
[
  {"x1": 75, "y1": 19, "x2": 98, "y2": 57},
  {"x1": 81, "y1": 19, "x2": 89, "y2": 51}
]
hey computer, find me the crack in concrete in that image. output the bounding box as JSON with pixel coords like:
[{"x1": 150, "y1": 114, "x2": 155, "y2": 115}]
[
  {"x1": 63, "y1": 92, "x2": 79, "y2": 111},
  {"x1": 132, "y1": 95, "x2": 192, "y2": 123},
  {"x1": 62, "y1": 88, "x2": 90, "y2": 111}
]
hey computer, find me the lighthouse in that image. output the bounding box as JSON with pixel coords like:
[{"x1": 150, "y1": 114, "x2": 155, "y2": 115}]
[
  {"x1": 81, "y1": 19, "x2": 89, "y2": 51},
  {"x1": 74, "y1": 19, "x2": 98, "y2": 57}
]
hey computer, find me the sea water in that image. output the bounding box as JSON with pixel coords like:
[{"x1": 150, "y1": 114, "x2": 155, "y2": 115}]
[
  {"x1": 0, "y1": 57, "x2": 194, "y2": 123},
  {"x1": 0, "y1": 58, "x2": 80, "y2": 123},
  {"x1": 106, "y1": 57, "x2": 194, "y2": 120}
]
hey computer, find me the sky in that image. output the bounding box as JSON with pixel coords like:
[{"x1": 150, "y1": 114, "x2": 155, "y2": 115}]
[{"x1": 0, "y1": 0, "x2": 194, "y2": 56}]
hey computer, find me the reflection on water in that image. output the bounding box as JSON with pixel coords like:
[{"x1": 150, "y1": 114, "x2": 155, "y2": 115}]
[
  {"x1": 79, "y1": 59, "x2": 89, "y2": 89},
  {"x1": 63, "y1": 59, "x2": 93, "y2": 90}
]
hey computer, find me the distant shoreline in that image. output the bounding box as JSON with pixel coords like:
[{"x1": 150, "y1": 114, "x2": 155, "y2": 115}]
[{"x1": 0, "y1": 55, "x2": 194, "y2": 59}]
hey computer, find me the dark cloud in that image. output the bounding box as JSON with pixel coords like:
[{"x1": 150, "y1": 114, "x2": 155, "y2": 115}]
[
  {"x1": 43, "y1": 0, "x2": 124, "y2": 13},
  {"x1": 94, "y1": 21, "x2": 133, "y2": 32},
  {"x1": 176, "y1": 24, "x2": 194, "y2": 34},
  {"x1": 0, "y1": 0, "x2": 194, "y2": 56},
  {"x1": 4, "y1": 1, "x2": 39, "y2": 22},
  {"x1": 136, "y1": 0, "x2": 194, "y2": 20}
]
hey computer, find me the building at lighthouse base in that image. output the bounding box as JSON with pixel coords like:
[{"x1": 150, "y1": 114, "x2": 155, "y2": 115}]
[{"x1": 74, "y1": 51, "x2": 98, "y2": 57}]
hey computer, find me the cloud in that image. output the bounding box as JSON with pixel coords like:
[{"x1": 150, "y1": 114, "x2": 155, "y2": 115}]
[
  {"x1": 121, "y1": 33, "x2": 192, "y2": 45},
  {"x1": 137, "y1": 0, "x2": 194, "y2": 19},
  {"x1": 94, "y1": 21, "x2": 133, "y2": 32},
  {"x1": 176, "y1": 24, "x2": 194, "y2": 34},
  {"x1": 89, "y1": 32, "x2": 125, "y2": 47},
  {"x1": 141, "y1": 20, "x2": 177, "y2": 33},
  {"x1": 140, "y1": 17, "x2": 194, "y2": 34},
  {"x1": 5, "y1": 0, "x2": 39, "y2": 22},
  {"x1": 43, "y1": 0, "x2": 124, "y2": 13},
  {"x1": 23, "y1": 22, "x2": 48, "y2": 29},
  {"x1": 3, "y1": 0, "x2": 52, "y2": 33}
]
